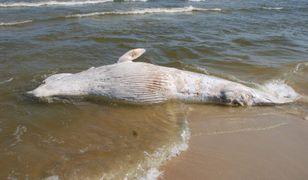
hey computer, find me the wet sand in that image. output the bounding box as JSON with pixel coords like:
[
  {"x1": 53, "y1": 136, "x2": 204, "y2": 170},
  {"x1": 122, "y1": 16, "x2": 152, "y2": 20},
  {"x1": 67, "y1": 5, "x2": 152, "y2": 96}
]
[{"x1": 161, "y1": 105, "x2": 308, "y2": 180}]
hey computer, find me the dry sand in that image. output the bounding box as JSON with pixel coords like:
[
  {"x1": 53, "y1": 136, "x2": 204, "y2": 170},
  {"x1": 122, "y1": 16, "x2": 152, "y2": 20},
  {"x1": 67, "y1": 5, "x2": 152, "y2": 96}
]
[{"x1": 161, "y1": 105, "x2": 308, "y2": 180}]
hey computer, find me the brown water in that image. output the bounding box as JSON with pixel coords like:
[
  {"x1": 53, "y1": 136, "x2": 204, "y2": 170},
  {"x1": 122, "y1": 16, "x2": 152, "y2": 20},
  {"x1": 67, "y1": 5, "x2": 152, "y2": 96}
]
[
  {"x1": 1, "y1": 0, "x2": 308, "y2": 179},
  {"x1": 0, "y1": 101, "x2": 190, "y2": 179}
]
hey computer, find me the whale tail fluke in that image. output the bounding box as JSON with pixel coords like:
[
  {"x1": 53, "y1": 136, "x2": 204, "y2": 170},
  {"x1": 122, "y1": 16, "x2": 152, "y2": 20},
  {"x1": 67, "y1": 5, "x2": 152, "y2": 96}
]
[{"x1": 117, "y1": 48, "x2": 146, "y2": 63}]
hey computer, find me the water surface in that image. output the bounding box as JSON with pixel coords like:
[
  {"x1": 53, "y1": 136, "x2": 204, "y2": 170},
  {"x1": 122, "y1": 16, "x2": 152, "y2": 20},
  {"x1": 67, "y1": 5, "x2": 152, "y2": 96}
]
[{"x1": 0, "y1": 0, "x2": 308, "y2": 179}]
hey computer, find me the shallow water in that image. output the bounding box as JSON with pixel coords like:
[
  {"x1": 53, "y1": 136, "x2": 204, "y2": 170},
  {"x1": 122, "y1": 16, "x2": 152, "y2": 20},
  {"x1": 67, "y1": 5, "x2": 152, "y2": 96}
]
[
  {"x1": 0, "y1": 0, "x2": 308, "y2": 179},
  {"x1": 162, "y1": 105, "x2": 308, "y2": 180}
]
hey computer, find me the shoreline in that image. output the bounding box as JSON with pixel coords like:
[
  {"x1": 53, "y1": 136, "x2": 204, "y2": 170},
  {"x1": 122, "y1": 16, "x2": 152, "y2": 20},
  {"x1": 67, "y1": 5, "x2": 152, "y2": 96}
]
[{"x1": 160, "y1": 105, "x2": 308, "y2": 180}]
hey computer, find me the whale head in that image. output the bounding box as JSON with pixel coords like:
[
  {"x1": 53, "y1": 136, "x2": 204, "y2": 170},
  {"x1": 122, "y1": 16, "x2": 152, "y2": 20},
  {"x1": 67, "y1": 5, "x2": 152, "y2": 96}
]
[
  {"x1": 28, "y1": 73, "x2": 75, "y2": 98},
  {"x1": 28, "y1": 84, "x2": 59, "y2": 97}
]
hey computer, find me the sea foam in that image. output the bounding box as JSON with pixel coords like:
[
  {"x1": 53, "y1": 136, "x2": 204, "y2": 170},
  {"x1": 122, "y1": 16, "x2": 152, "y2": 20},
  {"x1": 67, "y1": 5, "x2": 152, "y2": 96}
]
[
  {"x1": 259, "y1": 80, "x2": 299, "y2": 104},
  {"x1": 0, "y1": 77, "x2": 14, "y2": 84},
  {"x1": 293, "y1": 62, "x2": 308, "y2": 74},
  {"x1": 139, "y1": 119, "x2": 190, "y2": 180},
  {"x1": 261, "y1": 7, "x2": 284, "y2": 10},
  {"x1": 0, "y1": 0, "x2": 136, "y2": 8},
  {"x1": 66, "y1": 6, "x2": 222, "y2": 18},
  {"x1": 0, "y1": 20, "x2": 32, "y2": 26}
]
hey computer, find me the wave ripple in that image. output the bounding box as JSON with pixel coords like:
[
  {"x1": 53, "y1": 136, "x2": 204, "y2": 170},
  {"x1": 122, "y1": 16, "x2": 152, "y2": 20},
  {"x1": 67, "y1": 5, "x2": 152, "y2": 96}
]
[
  {"x1": 0, "y1": 0, "x2": 113, "y2": 8},
  {"x1": 0, "y1": 20, "x2": 32, "y2": 26},
  {"x1": 66, "y1": 6, "x2": 222, "y2": 18}
]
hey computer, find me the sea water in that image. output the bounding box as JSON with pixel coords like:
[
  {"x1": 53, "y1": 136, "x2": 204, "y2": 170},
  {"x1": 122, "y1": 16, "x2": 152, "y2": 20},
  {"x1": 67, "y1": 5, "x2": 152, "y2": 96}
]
[{"x1": 0, "y1": 0, "x2": 307, "y2": 179}]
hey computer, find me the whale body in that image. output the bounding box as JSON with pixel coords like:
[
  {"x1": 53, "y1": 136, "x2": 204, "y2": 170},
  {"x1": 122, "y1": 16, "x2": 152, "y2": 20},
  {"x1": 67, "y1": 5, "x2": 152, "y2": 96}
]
[{"x1": 28, "y1": 49, "x2": 298, "y2": 106}]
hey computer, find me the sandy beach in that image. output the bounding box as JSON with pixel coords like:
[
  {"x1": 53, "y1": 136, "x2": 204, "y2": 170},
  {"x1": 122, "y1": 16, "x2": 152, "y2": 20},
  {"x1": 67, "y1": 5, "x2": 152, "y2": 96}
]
[{"x1": 161, "y1": 105, "x2": 308, "y2": 180}]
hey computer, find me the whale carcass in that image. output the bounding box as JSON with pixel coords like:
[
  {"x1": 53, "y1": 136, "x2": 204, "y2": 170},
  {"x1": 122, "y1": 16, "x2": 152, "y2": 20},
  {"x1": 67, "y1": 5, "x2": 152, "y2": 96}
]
[{"x1": 28, "y1": 48, "x2": 298, "y2": 106}]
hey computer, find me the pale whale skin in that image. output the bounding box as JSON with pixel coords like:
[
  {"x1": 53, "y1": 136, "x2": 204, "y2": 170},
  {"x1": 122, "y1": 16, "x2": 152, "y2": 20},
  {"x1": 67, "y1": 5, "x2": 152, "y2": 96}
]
[{"x1": 29, "y1": 61, "x2": 298, "y2": 106}]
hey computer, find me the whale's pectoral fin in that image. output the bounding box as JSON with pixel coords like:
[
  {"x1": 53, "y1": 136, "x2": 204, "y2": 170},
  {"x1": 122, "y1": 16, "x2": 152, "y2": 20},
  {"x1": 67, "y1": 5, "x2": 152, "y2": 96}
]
[{"x1": 117, "y1": 48, "x2": 146, "y2": 63}]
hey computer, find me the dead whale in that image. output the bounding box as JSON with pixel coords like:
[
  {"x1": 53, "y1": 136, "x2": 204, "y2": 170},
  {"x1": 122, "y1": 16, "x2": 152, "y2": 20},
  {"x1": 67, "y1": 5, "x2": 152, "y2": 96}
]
[{"x1": 28, "y1": 48, "x2": 298, "y2": 106}]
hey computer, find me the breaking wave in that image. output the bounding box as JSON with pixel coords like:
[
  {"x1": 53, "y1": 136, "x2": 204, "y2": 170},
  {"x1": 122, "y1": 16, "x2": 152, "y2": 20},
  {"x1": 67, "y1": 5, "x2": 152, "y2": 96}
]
[
  {"x1": 0, "y1": 77, "x2": 14, "y2": 84},
  {"x1": 258, "y1": 80, "x2": 299, "y2": 104},
  {"x1": 226, "y1": 75, "x2": 299, "y2": 105},
  {"x1": 0, "y1": 20, "x2": 32, "y2": 26},
  {"x1": 261, "y1": 7, "x2": 284, "y2": 10},
  {"x1": 66, "y1": 6, "x2": 222, "y2": 18},
  {"x1": 0, "y1": 0, "x2": 146, "y2": 8},
  {"x1": 293, "y1": 62, "x2": 308, "y2": 74},
  {"x1": 43, "y1": 122, "x2": 190, "y2": 180},
  {"x1": 125, "y1": 118, "x2": 190, "y2": 180}
]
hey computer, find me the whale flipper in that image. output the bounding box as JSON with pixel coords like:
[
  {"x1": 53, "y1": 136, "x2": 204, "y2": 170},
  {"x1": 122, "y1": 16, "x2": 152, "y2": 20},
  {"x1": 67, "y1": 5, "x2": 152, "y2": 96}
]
[{"x1": 117, "y1": 48, "x2": 146, "y2": 63}]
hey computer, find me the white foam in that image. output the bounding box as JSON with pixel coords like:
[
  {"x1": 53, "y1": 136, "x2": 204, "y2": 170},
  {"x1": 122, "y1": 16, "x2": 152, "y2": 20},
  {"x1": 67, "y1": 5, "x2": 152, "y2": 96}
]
[
  {"x1": 293, "y1": 62, "x2": 308, "y2": 73},
  {"x1": 11, "y1": 125, "x2": 27, "y2": 146},
  {"x1": 192, "y1": 65, "x2": 210, "y2": 75},
  {"x1": 0, "y1": 21, "x2": 32, "y2": 26},
  {"x1": 43, "y1": 175, "x2": 60, "y2": 180},
  {"x1": 0, "y1": 0, "x2": 113, "y2": 8},
  {"x1": 66, "y1": 6, "x2": 222, "y2": 18},
  {"x1": 140, "y1": 119, "x2": 190, "y2": 180},
  {"x1": 140, "y1": 168, "x2": 161, "y2": 180},
  {"x1": 0, "y1": 77, "x2": 13, "y2": 84},
  {"x1": 259, "y1": 80, "x2": 299, "y2": 103},
  {"x1": 220, "y1": 75, "x2": 299, "y2": 105},
  {"x1": 262, "y1": 7, "x2": 284, "y2": 10}
]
